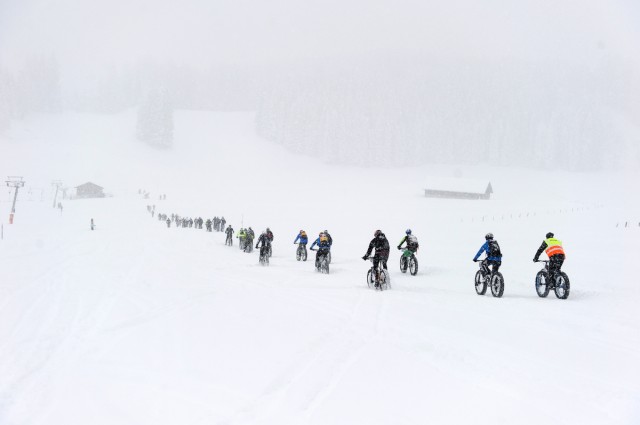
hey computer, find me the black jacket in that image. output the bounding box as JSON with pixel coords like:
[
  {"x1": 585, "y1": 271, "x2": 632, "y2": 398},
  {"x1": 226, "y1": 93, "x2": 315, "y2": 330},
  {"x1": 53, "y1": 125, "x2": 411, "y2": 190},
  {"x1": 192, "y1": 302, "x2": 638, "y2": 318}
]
[
  {"x1": 256, "y1": 233, "x2": 271, "y2": 248},
  {"x1": 365, "y1": 234, "x2": 390, "y2": 259}
]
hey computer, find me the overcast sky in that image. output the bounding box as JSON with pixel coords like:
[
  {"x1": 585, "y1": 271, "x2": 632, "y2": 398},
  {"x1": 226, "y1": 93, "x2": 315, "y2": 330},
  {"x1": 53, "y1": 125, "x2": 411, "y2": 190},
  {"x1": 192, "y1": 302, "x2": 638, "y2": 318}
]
[{"x1": 1, "y1": 0, "x2": 638, "y2": 75}]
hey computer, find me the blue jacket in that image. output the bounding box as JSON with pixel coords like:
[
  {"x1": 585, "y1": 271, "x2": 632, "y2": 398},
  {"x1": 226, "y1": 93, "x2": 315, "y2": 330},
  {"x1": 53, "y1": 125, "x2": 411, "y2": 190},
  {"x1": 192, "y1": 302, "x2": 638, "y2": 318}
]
[
  {"x1": 474, "y1": 241, "x2": 502, "y2": 262},
  {"x1": 294, "y1": 233, "x2": 308, "y2": 244},
  {"x1": 311, "y1": 238, "x2": 331, "y2": 251}
]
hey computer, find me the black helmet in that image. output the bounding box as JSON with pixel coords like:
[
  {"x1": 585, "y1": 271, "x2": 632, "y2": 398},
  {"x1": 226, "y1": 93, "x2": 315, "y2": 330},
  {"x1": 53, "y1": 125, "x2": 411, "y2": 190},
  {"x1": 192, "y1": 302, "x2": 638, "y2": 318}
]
[
  {"x1": 485, "y1": 233, "x2": 494, "y2": 240},
  {"x1": 374, "y1": 230, "x2": 382, "y2": 237},
  {"x1": 406, "y1": 229, "x2": 412, "y2": 235},
  {"x1": 546, "y1": 232, "x2": 554, "y2": 238}
]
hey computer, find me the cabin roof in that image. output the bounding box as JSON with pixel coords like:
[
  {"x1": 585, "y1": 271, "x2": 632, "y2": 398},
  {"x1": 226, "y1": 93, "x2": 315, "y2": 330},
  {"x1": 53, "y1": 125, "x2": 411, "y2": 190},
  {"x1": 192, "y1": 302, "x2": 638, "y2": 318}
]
[
  {"x1": 424, "y1": 178, "x2": 491, "y2": 194},
  {"x1": 75, "y1": 182, "x2": 104, "y2": 190}
]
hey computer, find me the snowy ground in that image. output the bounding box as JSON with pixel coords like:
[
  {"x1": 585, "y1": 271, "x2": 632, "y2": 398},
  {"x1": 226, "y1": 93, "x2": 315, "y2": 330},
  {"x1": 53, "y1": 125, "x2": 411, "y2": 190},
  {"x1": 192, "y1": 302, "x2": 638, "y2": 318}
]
[{"x1": 1, "y1": 111, "x2": 639, "y2": 424}]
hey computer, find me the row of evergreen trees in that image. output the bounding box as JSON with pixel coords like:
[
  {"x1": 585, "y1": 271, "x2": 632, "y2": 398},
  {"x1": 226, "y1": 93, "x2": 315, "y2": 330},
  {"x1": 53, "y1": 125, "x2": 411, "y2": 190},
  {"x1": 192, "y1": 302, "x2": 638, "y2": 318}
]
[{"x1": 255, "y1": 57, "x2": 637, "y2": 171}]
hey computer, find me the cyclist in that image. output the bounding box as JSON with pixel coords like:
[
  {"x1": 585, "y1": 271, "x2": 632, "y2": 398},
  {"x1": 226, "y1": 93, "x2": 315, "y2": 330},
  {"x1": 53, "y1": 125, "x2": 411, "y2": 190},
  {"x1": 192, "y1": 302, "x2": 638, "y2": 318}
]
[
  {"x1": 397, "y1": 229, "x2": 419, "y2": 253},
  {"x1": 225, "y1": 225, "x2": 234, "y2": 245},
  {"x1": 237, "y1": 228, "x2": 247, "y2": 249},
  {"x1": 294, "y1": 229, "x2": 308, "y2": 248},
  {"x1": 362, "y1": 230, "x2": 390, "y2": 271},
  {"x1": 473, "y1": 233, "x2": 502, "y2": 275},
  {"x1": 310, "y1": 232, "x2": 331, "y2": 270},
  {"x1": 244, "y1": 227, "x2": 255, "y2": 251},
  {"x1": 255, "y1": 230, "x2": 272, "y2": 258},
  {"x1": 533, "y1": 232, "x2": 565, "y2": 278}
]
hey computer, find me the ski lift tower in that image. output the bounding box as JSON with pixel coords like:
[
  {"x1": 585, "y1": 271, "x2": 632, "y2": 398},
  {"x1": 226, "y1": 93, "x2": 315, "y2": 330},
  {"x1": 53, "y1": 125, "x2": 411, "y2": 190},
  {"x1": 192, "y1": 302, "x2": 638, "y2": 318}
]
[
  {"x1": 52, "y1": 180, "x2": 62, "y2": 208},
  {"x1": 6, "y1": 176, "x2": 25, "y2": 224}
]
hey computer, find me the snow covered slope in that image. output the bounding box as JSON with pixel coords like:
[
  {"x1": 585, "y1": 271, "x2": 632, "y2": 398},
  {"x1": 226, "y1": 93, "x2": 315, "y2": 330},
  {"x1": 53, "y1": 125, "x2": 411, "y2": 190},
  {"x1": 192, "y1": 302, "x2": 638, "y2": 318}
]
[{"x1": 0, "y1": 111, "x2": 639, "y2": 425}]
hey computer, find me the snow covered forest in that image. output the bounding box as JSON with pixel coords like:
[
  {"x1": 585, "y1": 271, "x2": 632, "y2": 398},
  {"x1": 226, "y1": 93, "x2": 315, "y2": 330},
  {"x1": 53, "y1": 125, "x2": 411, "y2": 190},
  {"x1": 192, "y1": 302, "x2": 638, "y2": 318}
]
[{"x1": 1, "y1": 54, "x2": 638, "y2": 169}]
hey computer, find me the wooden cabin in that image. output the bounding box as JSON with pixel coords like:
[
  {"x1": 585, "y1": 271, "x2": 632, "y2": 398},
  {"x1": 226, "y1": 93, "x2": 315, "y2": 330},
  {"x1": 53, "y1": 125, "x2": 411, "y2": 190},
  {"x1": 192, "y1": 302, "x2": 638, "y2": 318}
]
[{"x1": 75, "y1": 182, "x2": 105, "y2": 199}]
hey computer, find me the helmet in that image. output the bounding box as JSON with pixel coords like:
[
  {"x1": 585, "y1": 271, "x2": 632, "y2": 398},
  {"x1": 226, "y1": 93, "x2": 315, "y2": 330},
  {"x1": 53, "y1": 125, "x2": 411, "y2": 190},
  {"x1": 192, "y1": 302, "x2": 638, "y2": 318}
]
[
  {"x1": 406, "y1": 229, "x2": 412, "y2": 235},
  {"x1": 374, "y1": 230, "x2": 382, "y2": 237},
  {"x1": 319, "y1": 232, "x2": 324, "y2": 236},
  {"x1": 485, "y1": 233, "x2": 494, "y2": 240},
  {"x1": 300, "y1": 229, "x2": 304, "y2": 233},
  {"x1": 324, "y1": 230, "x2": 328, "y2": 234},
  {"x1": 546, "y1": 232, "x2": 554, "y2": 238},
  {"x1": 267, "y1": 227, "x2": 271, "y2": 232}
]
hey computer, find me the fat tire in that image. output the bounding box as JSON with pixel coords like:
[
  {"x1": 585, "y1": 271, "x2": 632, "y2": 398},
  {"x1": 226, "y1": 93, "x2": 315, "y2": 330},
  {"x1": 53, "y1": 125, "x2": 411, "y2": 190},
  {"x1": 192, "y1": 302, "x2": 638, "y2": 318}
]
[
  {"x1": 554, "y1": 272, "x2": 570, "y2": 299},
  {"x1": 409, "y1": 256, "x2": 418, "y2": 276},
  {"x1": 380, "y1": 270, "x2": 390, "y2": 290},
  {"x1": 535, "y1": 271, "x2": 550, "y2": 297},
  {"x1": 491, "y1": 273, "x2": 504, "y2": 298},
  {"x1": 367, "y1": 269, "x2": 375, "y2": 288},
  {"x1": 400, "y1": 256, "x2": 408, "y2": 273},
  {"x1": 475, "y1": 270, "x2": 487, "y2": 295}
]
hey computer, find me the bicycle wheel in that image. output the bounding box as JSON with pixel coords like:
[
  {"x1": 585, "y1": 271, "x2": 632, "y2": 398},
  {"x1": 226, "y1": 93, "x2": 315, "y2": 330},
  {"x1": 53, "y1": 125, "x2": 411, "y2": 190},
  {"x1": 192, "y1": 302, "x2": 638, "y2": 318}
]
[
  {"x1": 409, "y1": 256, "x2": 418, "y2": 276},
  {"x1": 296, "y1": 246, "x2": 302, "y2": 261},
  {"x1": 379, "y1": 269, "x2": 390, "y2": 290},
  {"x1": 302, "y1": 247, "x2": 307, "y2": 262},
  {"x1": 367, "y1": 269, "x2": 375, "y2": 288},
  {"x1": 327, "y1": 251, "x2": 331, "y2": 264},
  {"x1": 535, "y1": 271, "x2": 550, "y2": 297},
  {"x1": 554, "y1": 272, "x2": 570, "y2": 299},
  {"x1": 490, "y1": 273, "x2": 504, "y2": 298},
  {"x1": 475, "y1": 270, "x2": 487, "y2": 295},
  {"x1": 322, "y1": 259, "x2": 330, "y2": 274},
  {"x1": 400, "y1": 256, "x2": 408, "y2": 273}
]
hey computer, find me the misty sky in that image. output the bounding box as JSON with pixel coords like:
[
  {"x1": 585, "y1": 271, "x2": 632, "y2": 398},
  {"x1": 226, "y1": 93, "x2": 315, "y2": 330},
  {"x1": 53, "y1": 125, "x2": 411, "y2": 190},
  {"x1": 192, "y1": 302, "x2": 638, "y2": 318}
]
[{"x1": 1, "y1": 0, "x2": 639, "y2": 75}]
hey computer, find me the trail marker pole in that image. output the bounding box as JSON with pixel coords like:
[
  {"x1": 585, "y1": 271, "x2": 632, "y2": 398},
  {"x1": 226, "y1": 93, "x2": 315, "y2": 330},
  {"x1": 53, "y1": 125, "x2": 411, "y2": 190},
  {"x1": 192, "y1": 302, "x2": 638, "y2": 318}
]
[{"x1": 52, "y1": 180, "x2": 62, "y2": 208}]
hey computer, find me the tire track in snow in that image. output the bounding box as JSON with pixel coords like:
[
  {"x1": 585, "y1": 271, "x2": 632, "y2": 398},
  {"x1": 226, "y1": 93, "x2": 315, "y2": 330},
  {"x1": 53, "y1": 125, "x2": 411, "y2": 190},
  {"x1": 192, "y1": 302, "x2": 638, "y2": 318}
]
[{"x1": 216, "y1": 291, "x2": 389, "y2": 425}]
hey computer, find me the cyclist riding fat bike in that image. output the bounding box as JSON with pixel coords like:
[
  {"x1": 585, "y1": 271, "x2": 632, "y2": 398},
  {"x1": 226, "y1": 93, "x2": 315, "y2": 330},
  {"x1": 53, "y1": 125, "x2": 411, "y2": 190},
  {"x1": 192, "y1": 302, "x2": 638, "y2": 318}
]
[
  {"x1": 310, "y1": 232, "x2": 331, "y2": 269},
  {"x1": 362, "y1": 230, "x2": 390, "y2": 270},
  {"x1": 397, "y1": 229, "x2": 419, "y2": 253},
  {"x1": 533, "y1": 232, "x2": 565, "y2": 277},
  {"x1": 294, "y1": 230, "x2": 308, "y2": 246},
  {"x1": 225, "y1": 225, "x2": 234, "y2": 243},
  {"x1": 473, "y1": 233, "x2": 502, "y2": 274},
  {"x1": 256, "y1": 231, "x2": 272, "y2": 257}
]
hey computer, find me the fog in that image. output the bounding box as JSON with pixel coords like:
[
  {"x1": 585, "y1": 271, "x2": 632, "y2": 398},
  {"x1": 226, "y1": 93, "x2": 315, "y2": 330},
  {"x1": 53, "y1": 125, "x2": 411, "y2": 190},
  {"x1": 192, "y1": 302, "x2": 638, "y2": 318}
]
[{"x1": 1, "y1": 0, "x2": 639, "y2": 169}]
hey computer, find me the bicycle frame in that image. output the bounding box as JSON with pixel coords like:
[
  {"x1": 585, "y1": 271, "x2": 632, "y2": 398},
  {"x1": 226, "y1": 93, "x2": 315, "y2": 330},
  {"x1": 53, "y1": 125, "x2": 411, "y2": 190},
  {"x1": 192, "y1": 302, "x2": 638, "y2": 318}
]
[{"x1": 369, "y1": 257, "x2": 383, "y2": 283}]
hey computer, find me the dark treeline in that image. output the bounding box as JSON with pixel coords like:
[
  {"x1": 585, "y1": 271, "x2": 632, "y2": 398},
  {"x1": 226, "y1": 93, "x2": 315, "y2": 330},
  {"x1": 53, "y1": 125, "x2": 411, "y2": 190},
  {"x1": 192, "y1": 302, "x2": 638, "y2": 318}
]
[{"x1": 255, "y1": 56, "x2": 639, "y2": 171}]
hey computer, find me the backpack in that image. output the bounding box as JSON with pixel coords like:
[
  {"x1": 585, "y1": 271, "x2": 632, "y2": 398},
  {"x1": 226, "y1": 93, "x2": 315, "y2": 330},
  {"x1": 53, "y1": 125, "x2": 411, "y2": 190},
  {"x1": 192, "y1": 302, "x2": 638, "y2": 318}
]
[
  {"x1": 488, "y1": 240, "x2": 501, "y2": 257},
  {"x1": 407, "y1": 235, "x2": 419, "y2": 249}
]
